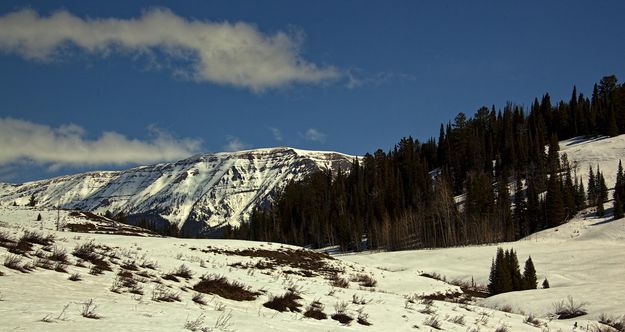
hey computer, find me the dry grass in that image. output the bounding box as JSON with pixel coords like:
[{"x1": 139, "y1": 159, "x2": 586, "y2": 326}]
[
  {"x1": 81, "y1": 299, "x2": 100, "y2": 319},
  {"x1": 304, "y1": 300, "x2": 327, "y2": 320},
  {"x1": 263, "y1": 291, "x2": 303, "y2": 312},
  {"x1": 193, "y1": 274, "x2": 259, "y2": 301},
  {"x1": 553, "y1": 296, "x2": 588, "y2": 319}
]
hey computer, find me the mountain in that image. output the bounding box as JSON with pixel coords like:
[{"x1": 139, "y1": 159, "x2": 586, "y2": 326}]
[{"x1": 0, "y1": 147, "x2": 355, "y2": 236}]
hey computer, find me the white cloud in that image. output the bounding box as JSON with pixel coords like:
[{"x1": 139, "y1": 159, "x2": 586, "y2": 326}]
[
  {"x1": 0, "y1": 8, "x2": 339, "y2": 91},
  {"x1": 0, "y1": 118, "x2": 202, "y2": 167},
  {"x1": 223, "y1": 135, "x2": 249, "y2": 152},
  {"x1": 302, "y1": 128, "x2": 326, "y2": 143},
  {"x1": 269, "y1": 127, "x2": 283, "y2": 141}
]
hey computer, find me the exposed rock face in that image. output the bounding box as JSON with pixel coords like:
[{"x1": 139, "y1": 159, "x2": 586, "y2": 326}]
[{"x1": 0, "y1": 148, "x2": 355, "y2": 235}]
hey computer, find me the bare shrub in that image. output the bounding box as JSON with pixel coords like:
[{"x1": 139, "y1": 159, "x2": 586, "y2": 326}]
[
  {"x1": 331, "y1": 301, "x2": 353, "y2": 325},
  {"x1": 21, "y1": 230, "x2": 54, "y2": 246},
  {"x1": 49, "y1": 246, "x2": 69, "y2": 263},
  {"x1": 553, "y1": 296, "x2": 588, "y2": 319},
  {"x1": 419, "y1": 303, "x2": 436, "y2": 315},
  {"x1": 448, "y1": 314, "x2": 465, "y2": 325},
  {"x1": 184, "y1": 313, "x2": 206, "y2": 331},
  {"x1": 495, "y1": 326, "x2": 510, "y2": 332},
  {"x1": 68, "y1": 272, "x2": 82, "y2": 281},
  {"x1": 34, "y1": 257, "x2": 54, "y2": 270},
  {"x1": 423, "y1": 315, "x2": 441, "y2": 329},
  {"x1": 357, "y1": 308, "x2": 371, "y2": 326},
  {"x1": 304, "y1": 300, "x2": 327, "y2": 320},
  {"x1": 81, "y1": 299, "x2": 100, "y2": 319},
  {"x1": 523, "y1": 313, "x2": 541, "y2": 327},
  {"x1": 263, "y1": 291, "x2": 302, "y2": 312},
  {"x1": 110, "y1": 278, "x2": 124, "y2": 293},
  {"x1": 121, "y1": 260, "x2": 139, "y2": 271},
  {"x1": 352, "y1": 294, "x2": 371, "y2": 305},
  {"x1": 140, "y1": 260, "x2": 158, "y2": 270},
  {"x1": 164, "y1": 264, "x2": 193, "y2": 281},
  {"x1": 355, "y1": 274, "x2": 377, "y2": 287},
  {"x1": 192, "y1": 292, "x2": 207, "y2": 305},
  {"x1": 73, "y1": 241, "x2": 111, "y2": 273},
  {"x1": 151, "y1": 284, "x2": 181, "y2": 302},
  {"x1": 598, "y1": 314, "x2": 625, "y2": 332},
  {"x1": 54, "y1": 261, "x2": 68, "y2": 273},
  {"x1": 193, "y1": 274, "x2": 259, "y2": 301},
  {"x1": 330, "y1": 275, "x2": 350, "y2": 288},
  {"x1": 4, "y1": 254, "x2": 26, "y2": 272}
]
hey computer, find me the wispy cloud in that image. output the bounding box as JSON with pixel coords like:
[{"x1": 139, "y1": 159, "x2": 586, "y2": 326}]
[
  {"x1": 0, "y1": 118, "x2": 202, "y2": 168},
  {"x1": 269, "y1": 127, "x2": 283, "y2": 141},
  {"x1": 0, "y1": 8, "x2": 339, "y2": 92},
  {"x1": 301, "y1": 128, "x2": 326, "y2": 143},
  {"x1": 346, "y1": 69, "x2": 416, "y2": 89},
  {"x1": 223, "y1": 135, "x2": 249, "y2": 152}
]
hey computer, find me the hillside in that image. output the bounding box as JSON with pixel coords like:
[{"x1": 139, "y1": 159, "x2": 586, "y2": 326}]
[
  {"x1": 0, "y1": 205, "x2": 602, "y2": 332},
  {"x1": 0, "y1": 148, "x2": 354, "y2": 236}
]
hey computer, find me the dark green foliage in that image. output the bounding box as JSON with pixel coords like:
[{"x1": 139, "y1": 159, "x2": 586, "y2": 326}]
[
  {"x1": 614, "y1": 160, "x2": 625, "y2": 220},
  {"x1": 542, "y1": 278, "x2": 550, "y2": 289},
  {"x1": 488, "y1": 248, "x2": 537, "y2": 295},
  {"x1": 226, "y1": 75, "x2": 624, "y2": 251},
  {"x1": 522, "y1": 256, "x2": 537, "y2": 290},
  {"x1": 28, "y1": 195, "x2": 36, "y2": 207}
]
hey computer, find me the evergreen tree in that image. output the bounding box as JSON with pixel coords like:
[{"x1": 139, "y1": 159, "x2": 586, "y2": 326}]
[
  {"x1": 506, "y1": 249, "x2": 522, "y2": 291},
  {"x1": 596, "y1": 168, "x2": 608, "y2": 217},
  {"x1": 542, "y1": 278, "x2": 550, "y2": 289},
  {"x1": 545, "y1": 173, "x2": 565, "y2": 227},
  {"x1": 522, "y1": 256, "x2": 537, "y2": 290},
  {"x1": 587, "y1": 166, "x2": 596, "y2": 205},
  {"x1": 488, "y1": 258, "x2": 498, "y2": 295},
  {"x1": 28, "y1": 195, "x2": 36, "y2": 207},
  {"x1": 36, "y1": 213, "x2": 42, "y2": 221}
]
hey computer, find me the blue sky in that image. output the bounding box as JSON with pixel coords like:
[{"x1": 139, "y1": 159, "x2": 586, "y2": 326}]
[{"x1": 1, "y1": 1, "x2": 624, "y2": 183}]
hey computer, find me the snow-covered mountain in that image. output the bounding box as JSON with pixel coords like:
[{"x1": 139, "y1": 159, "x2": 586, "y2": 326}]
[{"x1": 0, "y1": 147, "x2": 355, "y2": 235}]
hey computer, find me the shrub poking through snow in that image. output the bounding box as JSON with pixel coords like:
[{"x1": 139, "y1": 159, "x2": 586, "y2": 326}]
[
  {"x1": 448, "y1": 315, "x2": 465, "y2": 325},
  {"x1": 263, "y1": 291, "x2": 303, "y2": 312},
  {"x1": 523, "y1": 313, "x2": 541, "y2": 327},
  {"x1": 68, "y1": 272, "x2": 82, "y2": 281},
  {"x1": 81, "y1": 299, "x2": 100, "y2": 319},
  {"x1": 304, "y1": 300, "x2": 327, "y2": 320},
  {"x1": 4, "y1": 254, "x2": 26, "y2": 272},
  {"x1": 495, "y1": 326, "x2": 510, "y2": 332},
  {"x1": 423, "y1": 314, "x2": 441, "y2": 329},
  {"x1": 598, "y1": 313, "x2": 625, "y2": 332},
  {"x1": 20, "y1": 231, "x2": 54, "y2": 246},
  {"x1": 73, "y1": 241, "x2": 111, "y2": 273},
  {"x1": 49, "y1": 246, "x2": 69, "y2": 263},
  {"x1": 151, "y1": 284, "x2": 181, "y2": 302},
  {"x1": 553, "y1": 296, "x2": 588, "y2": 319},
  {"x1": 193, "y1": 274, "x2": 259, "y2": 301},
  {"x1": 355, "y1": 273, "x2": 377, "y2": 287},
  {"x1": 192, "y1": 292, "x2": 207, "y2": 305},
  {"x1": 330, "y1": 275, "x2": 350, "y2": 288},
  {"x1": 357, "y1": 308, "x2": 371, "y2": 326},
  {"x1": 331, "y1": 301, "x2": 353, "y2": 325}
]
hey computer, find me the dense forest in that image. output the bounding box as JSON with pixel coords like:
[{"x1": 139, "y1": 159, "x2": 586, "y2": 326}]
[{"x1": 225, "y1": 75, "x2": 625, "y2": 251}]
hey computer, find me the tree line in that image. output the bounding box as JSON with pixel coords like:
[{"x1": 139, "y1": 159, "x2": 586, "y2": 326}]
[{"x1": 225, "y1": 75, "x2": 625, "y2": 251}]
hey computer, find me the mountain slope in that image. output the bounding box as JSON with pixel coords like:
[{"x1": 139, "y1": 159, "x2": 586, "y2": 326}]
[{"x1": 0, "y1": 147, "x2": 355, "y2": 235}]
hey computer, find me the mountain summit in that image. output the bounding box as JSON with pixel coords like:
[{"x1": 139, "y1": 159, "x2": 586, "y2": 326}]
[{"x1": 0, "y1": 147, "x2": 355, "y2": 236}]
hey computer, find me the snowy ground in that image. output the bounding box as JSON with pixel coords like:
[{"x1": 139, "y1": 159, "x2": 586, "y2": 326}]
[{"x1": 0, "y1": 205, "x2": 615, "y2": 332}]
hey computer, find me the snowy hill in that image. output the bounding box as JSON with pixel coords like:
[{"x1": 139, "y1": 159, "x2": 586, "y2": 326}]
[
  {"x1": 0, "y1": 206, "x2": 598, "y2": 331},
  {"x1": 0, "y1": 148, "x2": 355, "y2": 236}
]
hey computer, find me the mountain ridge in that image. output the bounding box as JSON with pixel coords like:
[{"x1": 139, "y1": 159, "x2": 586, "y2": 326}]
[{"x1": 0, "y1": 147, "x2": 356, "y2": 236}]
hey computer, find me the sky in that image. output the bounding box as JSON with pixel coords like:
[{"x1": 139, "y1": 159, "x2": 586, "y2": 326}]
[{"x1": 1, "y1": 1, "x2": 624, "y2": 183}]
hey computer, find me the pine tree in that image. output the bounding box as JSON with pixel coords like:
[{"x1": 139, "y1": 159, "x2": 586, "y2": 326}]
[
  {"x1": 36, "y1": 213, "x2": 42, "y2": 221},
  {"x1": 506, "y1": 249, "x2": 522, "y2": 291},
  {"x1": 542, "y1": 278, "x2": 550, "y2": 289},
  {"x1": 28, "y1": 195, "x2": 36, "y2": 207},
  {"x1": 545, "y1": 173, "x2": 565, "y2": 227},
  {"x1": 596, "y1": 168, "x2": 608, "y2": 217},
  {"x1": 488, "y1": 258, "x2": 498, "y2": 295},
  {"x1": 522, "y1": 256, "x2": 537, "y2": 290},
  {"x1": 587, "y1": 166, "x2": 596, "y2": 205}
]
